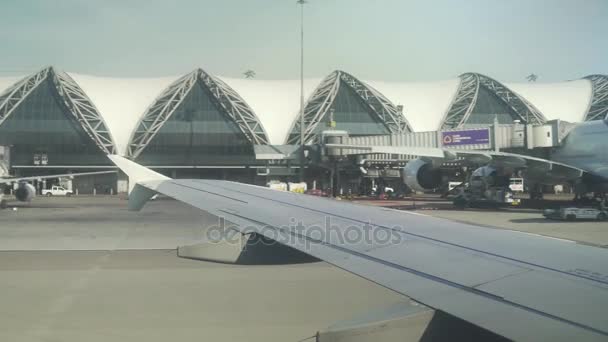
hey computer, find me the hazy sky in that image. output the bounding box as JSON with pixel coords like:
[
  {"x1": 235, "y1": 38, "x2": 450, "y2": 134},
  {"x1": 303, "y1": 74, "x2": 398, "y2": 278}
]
[{"x1": 0, "y1": 0, "x2": 606, "y2": 81}]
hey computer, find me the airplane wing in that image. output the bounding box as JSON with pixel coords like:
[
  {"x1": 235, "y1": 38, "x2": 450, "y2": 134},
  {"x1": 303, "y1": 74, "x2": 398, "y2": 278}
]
[
  {"x1": 0, "y1": 170, "x2": 117, "y2": 185},
  {"x1": 326, "y1": 144, "x2": 587, "y2": 181},
  {"x1": 109, "y1": 155, "x2": 608, "y2": 342}
]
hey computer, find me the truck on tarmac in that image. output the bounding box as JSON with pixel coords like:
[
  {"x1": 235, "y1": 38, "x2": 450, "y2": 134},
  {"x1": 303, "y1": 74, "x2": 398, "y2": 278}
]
[{"x1": 41, "y1": 186, "x2": 73, "y2": 197}]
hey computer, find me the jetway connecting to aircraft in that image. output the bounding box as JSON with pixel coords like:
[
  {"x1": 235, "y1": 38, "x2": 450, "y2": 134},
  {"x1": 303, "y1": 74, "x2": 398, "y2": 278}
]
[
  {"x1": 253, "y1": 120, "x2": 578, "y2": 197},
  {"x1": 326, "y1": 120, "x2": 576, "y2": 195},
  {"x1": 328, "y1": 119, "x2": 576, "y2": 163}
]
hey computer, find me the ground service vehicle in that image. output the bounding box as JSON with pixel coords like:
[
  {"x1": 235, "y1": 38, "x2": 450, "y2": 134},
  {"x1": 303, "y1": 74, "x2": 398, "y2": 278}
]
[
  {"x1": 543, "y1": 207, "x2": 607, "y2": 221},
  {"x1": 41, "y1": 186, "x2": 73, "y2": 197},
  {"x1": 509, "y1": 178, "x2": 525, "y2": 192}
]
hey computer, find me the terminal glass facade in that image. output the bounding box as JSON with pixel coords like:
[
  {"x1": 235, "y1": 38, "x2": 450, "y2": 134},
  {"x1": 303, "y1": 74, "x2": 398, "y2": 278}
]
[
  {"x1": 465, "y1": 86, "x2": 519, "y2": 125},
  {"x1": 0, "y1": 78, "x2": 109, "y2": 166},
  {"x1": 289, "y1": 83, "x2": 389, "y2": 143},
  {"x1": 135, "y1": 80, "x2": 256, "y2": 166}
]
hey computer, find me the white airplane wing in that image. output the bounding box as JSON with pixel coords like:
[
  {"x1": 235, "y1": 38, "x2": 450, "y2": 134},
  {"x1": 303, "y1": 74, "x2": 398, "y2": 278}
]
[
  {"x1": 109, "y1": 155, "x2": 608, "y2": 341},
  {"x1": 0, "y1": 170, "x2": 117, "y2": 185},
  {"x1": 326, "y1": 144, "x2": 587, "y2": 181}
]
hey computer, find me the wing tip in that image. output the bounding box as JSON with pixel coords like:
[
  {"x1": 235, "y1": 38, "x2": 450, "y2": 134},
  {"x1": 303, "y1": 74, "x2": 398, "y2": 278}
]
[{"x1": 107, "y1": 154, "x2": 169, "y2": 184}]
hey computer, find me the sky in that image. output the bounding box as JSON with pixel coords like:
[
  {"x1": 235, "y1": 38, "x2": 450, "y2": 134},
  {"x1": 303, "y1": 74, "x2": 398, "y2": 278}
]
[{"x1": 0, "y1": 0, "x2": 606, "y2": 82}]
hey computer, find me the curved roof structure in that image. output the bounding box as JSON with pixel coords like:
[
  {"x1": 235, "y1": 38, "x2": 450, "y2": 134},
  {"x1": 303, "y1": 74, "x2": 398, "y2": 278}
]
[
  {"x1": 127, "y1": 68, "x2": 269, "y2": 159},
  {"x1": 583, "y1": 75, "x2": 608, "y2": 121},
  {"x1": 284, "y1": 70, "x2": 412, "y2": 144},
  {"x1": 440, "y1": 73, "x2": 547, "y2": 129},
  {"x1": 1, "y1": 66, "x2": 607, "y2": 163},
  {"x1": 0, "y1": 67, "x2": 116, "y2": 154}
]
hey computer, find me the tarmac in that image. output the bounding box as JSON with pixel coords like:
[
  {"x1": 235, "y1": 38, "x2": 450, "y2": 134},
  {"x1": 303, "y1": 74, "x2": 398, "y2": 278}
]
[{"x1": 0, "y1": 195, "x2": 606, "y2": 341}]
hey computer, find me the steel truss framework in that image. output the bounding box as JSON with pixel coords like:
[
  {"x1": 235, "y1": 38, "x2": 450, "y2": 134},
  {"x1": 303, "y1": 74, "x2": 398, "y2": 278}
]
[
  {"x1": 0, "y1": 67, "x2": 116, "y2": 154},
  {"x1": 285, "y1": 70, "x2": 412, "y2": 144},
  {"x1": 584, "y1": 75, "x2": 608, "y2": 121},
  {"x1": 440, "y1": 73, "x2": 546, "y2": 129},
  {"x1": 128, "y1": 68, "x2": 269, "y2": 159}
]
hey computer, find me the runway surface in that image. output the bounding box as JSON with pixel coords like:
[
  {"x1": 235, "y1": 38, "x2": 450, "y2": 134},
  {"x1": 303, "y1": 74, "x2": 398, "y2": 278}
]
[{"x1": 0, "y1": 197, "x2": 404, "y2": 342}]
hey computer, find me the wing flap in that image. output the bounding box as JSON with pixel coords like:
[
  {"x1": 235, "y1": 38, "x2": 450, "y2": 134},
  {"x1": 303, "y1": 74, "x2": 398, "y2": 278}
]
[{"x1": 477, "y1": 270, "x2": 608, "y2": 333}]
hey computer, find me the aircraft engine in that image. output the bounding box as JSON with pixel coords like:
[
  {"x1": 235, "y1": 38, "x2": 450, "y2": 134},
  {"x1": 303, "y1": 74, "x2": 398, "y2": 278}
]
[
  {"x1": 15, "y1": 183, "x2": 36, "y2": 202},
  {"x1": 402, "y1": 158, "x2": 443, "y2": 192}
]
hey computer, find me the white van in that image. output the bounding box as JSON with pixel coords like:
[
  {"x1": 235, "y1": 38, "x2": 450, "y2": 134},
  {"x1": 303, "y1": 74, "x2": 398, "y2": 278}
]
[{"x1": 509, "y1": 178, "x2": 524, "y2": 192}]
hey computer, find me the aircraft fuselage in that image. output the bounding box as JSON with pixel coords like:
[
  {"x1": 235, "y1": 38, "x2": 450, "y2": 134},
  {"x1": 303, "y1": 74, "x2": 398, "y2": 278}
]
[{"x1": 551, "y1": 119, "x2": 608, "y2": 192}]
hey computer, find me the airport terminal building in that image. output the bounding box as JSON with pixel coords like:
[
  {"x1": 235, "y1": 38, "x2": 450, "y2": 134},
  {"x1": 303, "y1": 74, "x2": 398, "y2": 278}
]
[{"x1": 0, "y1": 66, "x2": 607, "y2": 194}]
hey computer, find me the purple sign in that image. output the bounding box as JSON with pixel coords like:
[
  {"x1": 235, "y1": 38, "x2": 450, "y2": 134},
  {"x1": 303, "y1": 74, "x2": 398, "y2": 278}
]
[{"x1": 441, "y1": 129, "x2": 490, "y2": 147}]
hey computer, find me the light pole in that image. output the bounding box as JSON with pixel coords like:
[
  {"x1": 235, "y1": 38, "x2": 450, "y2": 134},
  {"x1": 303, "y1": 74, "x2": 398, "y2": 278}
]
[{"x1": 297, "y1": 0, "x2": 306, "y2": 182}]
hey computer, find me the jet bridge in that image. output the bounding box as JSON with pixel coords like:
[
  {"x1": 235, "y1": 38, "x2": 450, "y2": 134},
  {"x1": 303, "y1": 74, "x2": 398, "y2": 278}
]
[
  {"x1": 252, "y1": 121, "x2": 574, "y2": 167},
  {"x1": 251, "y1": 121, "x2": 577, "y2": 195},
  {"x1": 337, "y1": 120, "x2": 577, "y2": 163}
]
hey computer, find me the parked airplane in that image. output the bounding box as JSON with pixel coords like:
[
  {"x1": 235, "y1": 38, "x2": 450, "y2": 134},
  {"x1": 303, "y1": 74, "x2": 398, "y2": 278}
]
[
  {"x1": 109, "y1": 154, "x2": 608, "y2": 341},
  {"x1": 328, "y1": 119, "x2": 608, "y2": 206},
  {"x1": 0, "y1": 170, "x2": 116, "y2": 209}
]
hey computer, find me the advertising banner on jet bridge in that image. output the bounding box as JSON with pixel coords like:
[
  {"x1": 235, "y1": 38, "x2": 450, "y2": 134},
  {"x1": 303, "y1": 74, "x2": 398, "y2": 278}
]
[{"x1": 441, "y1": 128, "x2": 490, "y2": 147}]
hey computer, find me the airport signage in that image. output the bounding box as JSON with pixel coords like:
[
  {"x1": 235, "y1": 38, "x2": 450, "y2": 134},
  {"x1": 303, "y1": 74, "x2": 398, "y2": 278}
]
[{"x1": 441, "y1": 128, "x2": 490, "y2": 147}]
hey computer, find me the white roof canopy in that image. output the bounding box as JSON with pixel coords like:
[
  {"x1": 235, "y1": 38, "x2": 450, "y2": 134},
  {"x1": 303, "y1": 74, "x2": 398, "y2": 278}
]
[
  {"x1": 218, "y1": 77, "x2": 321, "y2": 145},
  {"x1": 0, "y1": 69, "x2": 602, "y2": 155},
  {"x1": 68, "y1": 73, "x2": 178, "y2": 155}
]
